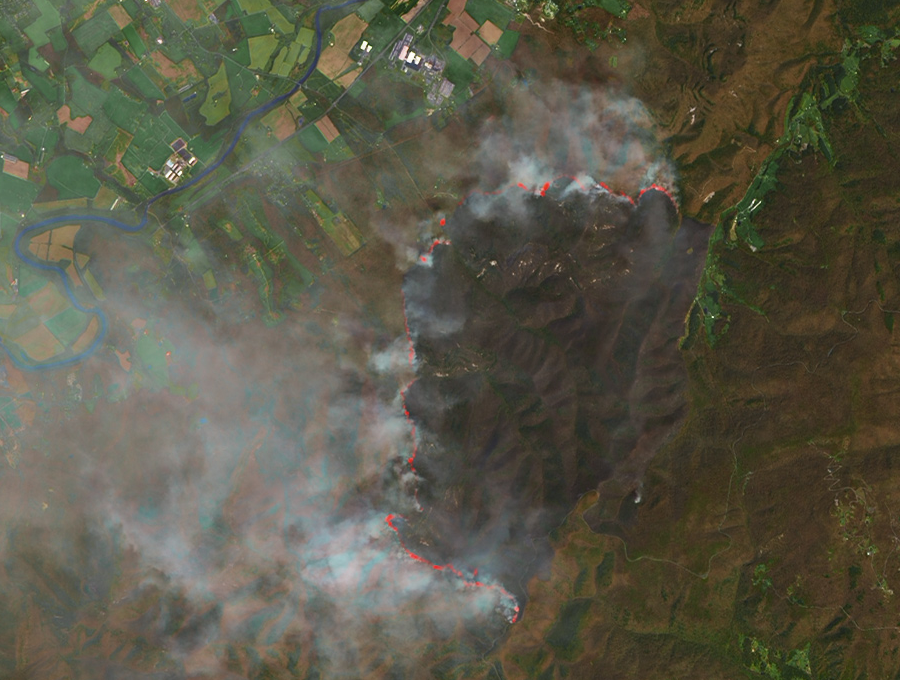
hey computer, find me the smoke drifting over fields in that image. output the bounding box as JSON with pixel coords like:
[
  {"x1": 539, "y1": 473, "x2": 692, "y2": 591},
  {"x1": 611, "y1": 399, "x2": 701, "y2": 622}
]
[{"x1": 0, "y1": 82, "x2": 708, "y2": 678}]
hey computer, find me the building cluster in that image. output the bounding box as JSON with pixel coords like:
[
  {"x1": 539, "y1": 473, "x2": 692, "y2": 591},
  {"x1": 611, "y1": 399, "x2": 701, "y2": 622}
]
[
  {"x1": 389, "y1": 34, "x2": 444, "y2": 74},
  {"x1": 162, "y1": 138, "x2": 198, "y2": 184},
  {"x1": 388, "y1": 34, "x2": 455, "y2": 106}
]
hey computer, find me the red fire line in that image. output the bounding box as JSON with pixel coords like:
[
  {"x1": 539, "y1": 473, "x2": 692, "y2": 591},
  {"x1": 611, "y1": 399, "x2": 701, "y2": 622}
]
[
  {"x1": 450, "y1": 175, "x2": 676, "y2": 211},
  {"x1": 388, "y1": 177, "x2": 676, "y2": 624},
  {"x1": 384, "y1": 513, "x2": 521, "y2": 620}
]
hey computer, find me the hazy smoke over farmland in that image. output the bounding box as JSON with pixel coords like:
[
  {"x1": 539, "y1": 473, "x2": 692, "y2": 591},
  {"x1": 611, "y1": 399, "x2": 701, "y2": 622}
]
[{"x1": 0, "y1": 81, "x2": 705, "y2": 679}]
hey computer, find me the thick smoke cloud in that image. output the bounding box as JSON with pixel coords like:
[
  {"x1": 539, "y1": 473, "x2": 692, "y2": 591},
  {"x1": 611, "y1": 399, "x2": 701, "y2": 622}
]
[
  {"x1": 0, "y1": 80, "x2": 707, "y2": 679},
  {"x1": 400, "y1": 181, "x2": 710, "y2": 608}
]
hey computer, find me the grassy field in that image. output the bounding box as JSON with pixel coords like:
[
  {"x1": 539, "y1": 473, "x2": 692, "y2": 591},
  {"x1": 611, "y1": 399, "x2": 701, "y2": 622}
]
[
  {"x1": 87, "y1": 43, "x2": 122, "y2": 79},
  {"x1": 121, "y1": 23, "x2": 147, "y2": 56},
  {"x1": 224, "y1": 59, "x2": 265, "y2": 110},
  {"x1": 304, "y1": 189, "x2": 363, "y2": 256},
  {"x1": 0, "y1": 82, "x2": 17, "y2": 115},
  {"x1": 495, "y1": 29, "x2": 519, "y2": 58},
  {"x1": 200, "y1": 61, "x2": 231, "y2": 125},
  {"x1": 72, "y1": 10, "x2": 120, "y2": 53},
  {"x1": 361, "y1": 9, "x2": 405, "y2": 52},
  {"x1": 248, "y1": 34, "x2": 279, "y2": 69},
  {"x1": 22, "y1": 0, "x2": 61, "y2": 48},
  {"x1": 103, "y1": 87, "x2": 148, "y2": 132},
  {"x1": 444, "y1": 49, "x2": 475, "y2": 88},
  {"x1": 22, "y1": 68, "x2": 60, "y2": 104},
  {"x1": 125, "y1": 65, "x2": 166, "y2": 99},
  {"x1": 464, "y1": 0, "x2": 514, "y2": 29},
  {"x1": 68, "y1": 67, "x2": 108, "y2": 116},
  {"x1": 297, "y1": 125, "x2": 330, "y2": 153},
  {"x1": 0, "y1": 172, "x2": 41, "y2": 214},
  {"x1": 46, "y1": 156, "x2": 101, "y2": 199},
  {"x1": 356, "y1": 0, "x2": 384, "y2": 21},
  {"x1": 44, "y1": 307, "x2": 89, "y2": 347},
  {"x1": 240, "y1": 11, "x2": 273, "y2": 36}
]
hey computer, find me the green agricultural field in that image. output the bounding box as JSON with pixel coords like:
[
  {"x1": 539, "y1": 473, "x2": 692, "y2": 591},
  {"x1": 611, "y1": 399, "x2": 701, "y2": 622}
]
[
  {"x1": 322, "y1": 137, "x2": 354, "y2": 161},
  {"x1": 22, "y1": 0, "x2": 60, "y2": 48},
  {"x1": 218, "y1": 220, "x2": 244, "y2": 241},
  {"x1": 495, "y1": 29, "x2": 519, "y2": 58},
  {"x1": 224, "y1": 59, "x2": 264, "y2": 110},
  {"x1": 237, "y1": 0, "x2": 293, "y2": 33},
  {"x1": 68, "y1": 67, "x2": 108, "y2": 116},
  {"x1": 296, "y1": 26, "x2": 314, "y2": 50},
  {"x1": 248, "y1": 34, "x2": 279, "y2": 69},
  {"x1": 27, "y1": 47, "x2": 50, "y2": 72},
  {"x1": 0, "y1": 172, "x2": 40, "y2": 214},
  {"x1": 134, "y1": 331, "x2": 172, "y2": 387},
  {"x1": 46, "y1": 156, "x2": 101, "y2": 199},
  {"x1": 266, "y1": 6, "x2": 293, "y2": 33},
  {"x1": 445, "y1": 49, "x2": 475, "y2": 89},
  {"x1": 189, "y1": 129, "x2": 227, "y2": 165},
  {"x1": 297, "y1": 125, "x2": 330, "y2": 153},
  {"x1": 464, "y1": 0, "x2": 514, "y2": 29},
  {"x1": 124, "y1": 112, "x2": 187, "y2": 172},
  {"x1": 200, "y1": 61, "x2": 232, "y2": 125},
  {"x1": 0, "y1": 16, "x2": 26, "y2": 53},
  {"x1": 22, "y1": 68, "x2": 60, "y2": 103},
  {"x1": 0, "y1": 83, "x2": 17, "y2": 115},
  {"x1": 362, "y1": 10, "x2": 405, "y2": 52},
  {"x1": 232, "y1": 39, "x2": 251, "y2": 66},
  {"x1": 240, "y1": 11, "x2": 273, "y2": 37},
  {"x1": 121, "y1": 23, "x2": 147, "y2": 57},
  {"x1": 356, "y1": 0, "x2": 383, "y2": 21},
  {"x1": 88, "y1": 43, "x2": 122, "y2": 79},
  {"x1": 304, "y1": 189, "x2": 363, "y2": 256},
  {"x1": 44, "y1": 307, "x2": 89, "y2": 347},
  {"x1": 72, "y1": 10, "x2": 120, "y2": 54},
  {"x1": 103, "y1": 87, "x2": 148, "y2": 132},
  {"x1": 125, "y1": 65, "x2": 166, "y2": 100}
]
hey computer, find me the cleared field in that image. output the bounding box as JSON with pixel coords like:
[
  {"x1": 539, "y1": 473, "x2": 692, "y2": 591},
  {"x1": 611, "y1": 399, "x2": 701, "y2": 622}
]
[
  {"x1": 478, "y1": 19, "x2": 502, "y2": 44},
  {"x1": 57, "y1": 105, "x2": 93, "y2": 133},
  {"x1": 200, "y1": 61, "x2": 231, "y2": 125},
  {"x1": 108, "y1": 4, "x2": 131, "y2": 28},
  {"x1": 2, "y1": 157, "x2": 29, "y2": 180},
  {"x1": 70, "y1": 315, "x2": 100, "y2": 354},
  {"x1": 26, "y1": 283, "x2": 69, "y2": 318},
  {"x1": 27, "y1": 225, "x2": 80, "y2": 262},
  {"x1": 317, "y1": 14, "x2": 368, "y2": 80},
  {"x1": 260, "y1": 105, "x2": 296, "y2": 140},
  {"x1": 169, "y1": 0, "x2": 205, "y2": 24},
  {"x1": 11, "y1": 323, "x2": 64, "y2": 362},
  {"x1": 149, "y1": 50, "x2": 200, "y2": 87}
]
